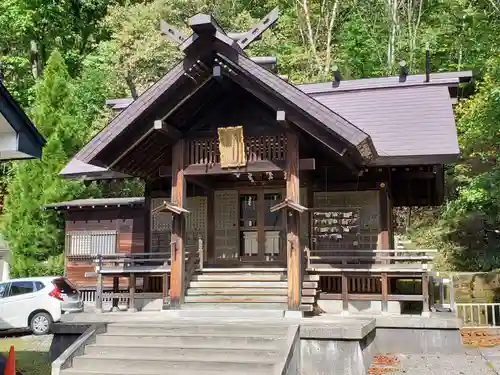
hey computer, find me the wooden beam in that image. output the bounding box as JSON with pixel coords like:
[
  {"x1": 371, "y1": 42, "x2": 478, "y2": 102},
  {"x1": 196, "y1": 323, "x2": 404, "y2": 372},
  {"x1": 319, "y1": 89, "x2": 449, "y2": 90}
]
[
  {"x1": 154, "y1": 120, "x2": 182, "y2": 140},
  {"x1": 237, "y1": 7, "x2": 279, "y2": 49},
  {"x1": 160, "y1": 20, "x2": 187, "y2": 44},
  {"x1": 213, "y1": 65, "x2": 222, "y2": 81},
  {"x1": 185, "y1": 176, "x2": 213, "y2": 191},
  {"x1": 169, "y1": 140, "x2": 186, "y2": 308},
  {"x1": 286, "y1": 132, "x2": 302, "y2": 311},
  {"x1": 183, "y1": 158, "x2": 315, "y2": 175}
]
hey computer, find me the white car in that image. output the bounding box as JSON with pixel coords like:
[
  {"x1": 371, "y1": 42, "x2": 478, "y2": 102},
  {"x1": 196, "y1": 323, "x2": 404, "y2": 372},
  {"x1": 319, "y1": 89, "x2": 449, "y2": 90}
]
[{"x1": 0, "y1": 276, "x2": 79, "y2": 335}]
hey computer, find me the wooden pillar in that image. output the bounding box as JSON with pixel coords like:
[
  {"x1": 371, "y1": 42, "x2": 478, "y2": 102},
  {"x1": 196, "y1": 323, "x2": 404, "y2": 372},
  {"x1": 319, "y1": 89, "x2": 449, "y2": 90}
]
[
  {"x1": 377, "y1": 183, "x2": 390, "y2": 251},
  {"x1": 286, "y1": 132, "x2": 301, "y2": 310},
  {"x1": 341, "y1": 273, "x2": 349, "y2": 313},
  {"x1": 129, "y1": 273, "x2": 136, "y2": 312},
  {"x1": 169, "y1": 140, "x2": 186, "y2": 309},
  {"x1": 96, "y1": 272, "x2": 103, "y2": 311},
  {"x1": 206, "y1": 190, "x2": 215, "y2": 264},
  {"x1": 112, "y1": 277, "x2": 119, "y2": 311},
  {"x1": 381, "y1": 273, "x2": 388, "y2": 313},
  {"x1": 162, "y1": 272, "x2": 170, "y2": 308},
  {"x1": 422, "y1": 273, "x2": 430, "y2": 316}
]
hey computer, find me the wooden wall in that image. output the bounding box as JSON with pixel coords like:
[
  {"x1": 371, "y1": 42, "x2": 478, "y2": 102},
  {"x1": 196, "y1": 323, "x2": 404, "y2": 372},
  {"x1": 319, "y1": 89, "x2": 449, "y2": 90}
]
[{"x1": 64, "y1": 206, "x2": 145, "y2": 288}]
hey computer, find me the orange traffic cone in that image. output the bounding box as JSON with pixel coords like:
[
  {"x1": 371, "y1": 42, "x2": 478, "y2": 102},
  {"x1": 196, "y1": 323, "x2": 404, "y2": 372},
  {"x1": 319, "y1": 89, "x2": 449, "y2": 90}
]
[{"x1": 3, "y1": 346, "x2": 15, "y2": 375}]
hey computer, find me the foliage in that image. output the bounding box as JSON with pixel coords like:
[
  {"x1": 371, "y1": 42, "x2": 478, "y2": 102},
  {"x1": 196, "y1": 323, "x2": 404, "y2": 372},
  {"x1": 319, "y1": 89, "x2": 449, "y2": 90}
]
[{"x1": 0, "y1": 0, "x2": 500, "y2": 274}]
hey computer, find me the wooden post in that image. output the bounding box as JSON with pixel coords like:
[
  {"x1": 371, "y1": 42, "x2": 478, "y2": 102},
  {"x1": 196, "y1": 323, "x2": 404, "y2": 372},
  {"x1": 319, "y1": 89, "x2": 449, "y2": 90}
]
[
  {"x1": 96, "y1": 273, "x2": 103, "y2": 311},
  {"x1": 381, "y1": 273, "x2": 388, "y2": 313},
  {"x1": 422, "y1": 273, "x2": 430, "y2": 316},
  {"x1": 286, "y1": 132, "x2": 301, "y2": 310},
  {"x1": 341, "y1": 273, "x2": 349, "y2": 314},
  {"x1": 162, "y1": 272, "x2": 170, "y2": 309},
  {"x1": 377, "y1": 183, "x2": 390, "y2": 255},
  {"x1": 169, "y1": 140, "x2": 186, "y2": 309},
  {"x1": 449, "y1": 277, "x2": 456, "y2": 312},
  {"x1": 129, "y1": 273, "x2": 136, "y2": 312},
  {"x1": 112, "y1": 277, "x2": 119, "y2": 311},
  {"x1": 206, "y1": 190, "x2": 215, "y2": 264},
  {"x1": 95, "y1": 255, "x2": 103, "y2": 311}
]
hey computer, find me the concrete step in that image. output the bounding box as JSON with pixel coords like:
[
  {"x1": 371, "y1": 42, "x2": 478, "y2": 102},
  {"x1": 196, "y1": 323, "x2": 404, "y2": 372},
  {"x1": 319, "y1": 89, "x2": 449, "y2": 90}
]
[
  {"x1": 85, "y1": 344, "x2": 282, "y2": 358},
  {"x1": 96, "y1": 333, "x2": 284, "y2": 347},
  {"x1": 106, "y1": 323, "x2": 290, "y2": 335},
  {"x1": 72, "y1": 355, "x2": 276, "y2": 373},
  {"x1": 186, "y1": 288, "x2": 287, "y2": 296},
  {"x1": 189, "y1": 281, "x2": 317, "y2": 288},
  {"x1": 184, "y1": 295, "x2": 288, "y2": 303},
  {"x1": 192, "y1": 274, "x2": 286, "y2": 281},
  {"x1": 175, "y1": 305, "x2": 287, "y2": 316},
  {"x1": 184, "y1": 295, "x2": 315, "y2": 304},
  {"x1": 62, "y1": 369, "x2": 264, "y2": 375}
]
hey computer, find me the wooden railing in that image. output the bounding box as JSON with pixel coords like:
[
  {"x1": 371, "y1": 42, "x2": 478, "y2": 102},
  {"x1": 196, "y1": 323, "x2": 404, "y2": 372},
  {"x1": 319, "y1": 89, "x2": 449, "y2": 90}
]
[
  {"x1": 307, "y1": 249, "x2": 437, "y2": 270},
  {"x1": 95, "y1": 251, "x2": 172, "y2": 272},
  {"x1": 186, "y1": 134, "x2": 287, "y2": 165}
]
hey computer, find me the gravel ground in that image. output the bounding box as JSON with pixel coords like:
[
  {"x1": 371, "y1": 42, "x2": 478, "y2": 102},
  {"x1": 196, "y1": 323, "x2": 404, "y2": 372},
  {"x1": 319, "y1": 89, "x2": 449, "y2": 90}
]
[{"x1": 367, "y1": 349, "x2": 500, "y2": 375}]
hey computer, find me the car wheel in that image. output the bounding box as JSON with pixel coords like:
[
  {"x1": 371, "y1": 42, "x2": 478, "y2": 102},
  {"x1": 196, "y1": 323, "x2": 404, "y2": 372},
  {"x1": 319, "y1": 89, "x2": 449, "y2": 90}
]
[{"x1": 30, "y1": 312, "x2": 52, "y2": 335}]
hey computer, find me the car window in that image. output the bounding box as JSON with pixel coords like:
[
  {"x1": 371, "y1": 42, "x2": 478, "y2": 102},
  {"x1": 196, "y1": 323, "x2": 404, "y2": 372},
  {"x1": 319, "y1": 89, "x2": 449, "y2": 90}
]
[
  {"x1": 9, "y1": 281, "x2": 34, "y2": 296},
  {"x1": 34, "y1": 281, "x2": 45, "y2": 291},
  {"x1": 52, "y1": 278, "x2": 77, "y2": 294},
  {"x1": 0, "y1": 283, "x2": 8, "y2": 298}
]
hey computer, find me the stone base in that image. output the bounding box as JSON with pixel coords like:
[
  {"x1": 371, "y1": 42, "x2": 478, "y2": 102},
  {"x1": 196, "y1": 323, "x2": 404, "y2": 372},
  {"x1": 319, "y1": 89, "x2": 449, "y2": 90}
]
[
  {"x1": 318, "y1": 300, "x2": 402, "y2": 315},
  {"x1": 284, "y1": 310, "x2": 303, "y2": 319}
]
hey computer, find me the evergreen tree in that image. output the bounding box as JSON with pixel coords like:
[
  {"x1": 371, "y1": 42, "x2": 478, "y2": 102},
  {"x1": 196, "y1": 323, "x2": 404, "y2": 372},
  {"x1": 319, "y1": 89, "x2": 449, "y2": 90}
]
[{"x1": 1, "y1": 51, "x2": 98, "y2": 277}]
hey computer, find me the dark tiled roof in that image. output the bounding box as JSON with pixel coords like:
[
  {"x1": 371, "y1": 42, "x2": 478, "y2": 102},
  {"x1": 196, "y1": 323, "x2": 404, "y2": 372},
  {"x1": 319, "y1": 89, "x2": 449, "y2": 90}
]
[
  {"x1": 312, "y1": 85, "x2": 459, "y2": 165},
  {"x1": 43, "y1": 197, "x2": 145, "y2": 209},
  {"x1": 297, "y1": 71, "x2": 474, "y2": 95}
]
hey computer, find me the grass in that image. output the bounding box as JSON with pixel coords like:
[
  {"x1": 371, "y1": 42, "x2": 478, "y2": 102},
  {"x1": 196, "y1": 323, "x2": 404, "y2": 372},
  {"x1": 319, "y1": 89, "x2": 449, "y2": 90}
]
[{"x1": 0, "y1": 336, "x2": 51, "y2": 375}]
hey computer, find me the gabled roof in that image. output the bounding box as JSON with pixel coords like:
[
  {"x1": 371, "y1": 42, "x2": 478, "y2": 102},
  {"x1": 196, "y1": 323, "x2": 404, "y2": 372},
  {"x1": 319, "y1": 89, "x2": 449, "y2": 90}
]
[
  {"x1": 0, "y1": 81, "x2": 45, "y2": 160},
  {"x1": 72, "y1": 13, "x2": 376, "y2": 173}
]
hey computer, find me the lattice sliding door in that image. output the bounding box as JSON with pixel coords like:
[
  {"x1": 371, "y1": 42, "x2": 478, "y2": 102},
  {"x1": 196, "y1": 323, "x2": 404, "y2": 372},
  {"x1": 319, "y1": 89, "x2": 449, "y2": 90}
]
[
  {"x1": 214, "y1": 190, "x2": 239, "y2": 260},
  {"x1": 150, "y1": 197, "x2": 207, "y2": 257},
  {"x1": 150, "y1": 198, "x2": 172, "y2": 254},
  {"x1": 185, "y1": 196, "x2": 207, "y2": 260}
]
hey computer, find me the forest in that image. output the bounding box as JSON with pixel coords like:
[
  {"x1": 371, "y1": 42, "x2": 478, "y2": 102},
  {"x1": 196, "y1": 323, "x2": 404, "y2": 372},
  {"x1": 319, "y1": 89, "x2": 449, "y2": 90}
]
[{"x1": 0, "y1": 0, "x2": 499, "y2": 277}]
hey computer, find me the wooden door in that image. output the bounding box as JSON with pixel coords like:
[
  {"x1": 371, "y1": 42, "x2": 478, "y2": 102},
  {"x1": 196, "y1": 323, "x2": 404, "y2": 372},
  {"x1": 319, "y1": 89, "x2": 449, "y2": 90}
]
[{"x1": 239, "y1": 189, "x2": 285, "y2": 262}]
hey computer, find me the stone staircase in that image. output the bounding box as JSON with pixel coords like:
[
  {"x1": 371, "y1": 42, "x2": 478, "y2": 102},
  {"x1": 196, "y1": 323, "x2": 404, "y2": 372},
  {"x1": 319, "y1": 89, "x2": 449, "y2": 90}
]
[
  {"x1": 60, "y1": 321, "x2": 299, "y2": 375},
  {"x1": 183, "y1": 270, "x2": 318, "y2": 311}
]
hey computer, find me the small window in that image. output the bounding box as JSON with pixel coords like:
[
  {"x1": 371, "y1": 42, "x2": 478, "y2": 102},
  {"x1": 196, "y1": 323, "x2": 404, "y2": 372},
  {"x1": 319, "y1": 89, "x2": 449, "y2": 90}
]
[
  {"x1": 0, "y1": 283, "x2": 8, "y2": 298},
  {"x1": 34, "y1": 281, "x2": 45, "y2": 291},
  {"x1": 9, "y1": 281, "x2": 34, "y2": 296},
  {"x1": 66, "y1": 230, "x2": 117, "y2": 256}
]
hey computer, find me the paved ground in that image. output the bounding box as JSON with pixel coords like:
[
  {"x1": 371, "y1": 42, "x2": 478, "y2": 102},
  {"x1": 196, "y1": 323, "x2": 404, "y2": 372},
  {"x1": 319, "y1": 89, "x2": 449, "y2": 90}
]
[
  {"x1": 367, "y1": 329, "x2": 500, "y2": 374},
  {"x1": 0, "y1": 333, "x2": 52, "y2": 375}
]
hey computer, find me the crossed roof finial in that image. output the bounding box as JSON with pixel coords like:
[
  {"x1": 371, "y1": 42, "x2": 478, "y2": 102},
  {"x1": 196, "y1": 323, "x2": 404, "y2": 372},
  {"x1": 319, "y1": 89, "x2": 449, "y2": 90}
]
[{"x1": 160, "y1": 7, "x2": 279, "y2": 50}]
